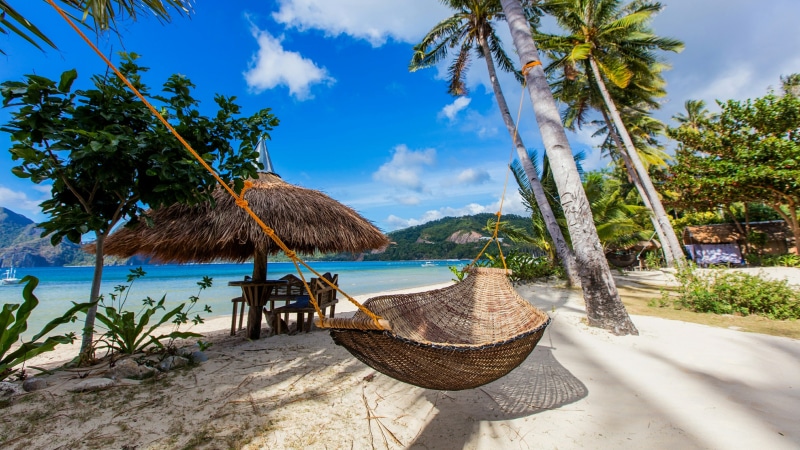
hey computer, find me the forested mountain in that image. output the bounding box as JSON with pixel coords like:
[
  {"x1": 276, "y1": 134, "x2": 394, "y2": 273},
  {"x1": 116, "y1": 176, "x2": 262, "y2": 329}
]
[
  {"x1": 2, "y1": 207, "x2": 536, "y2": 265},
  {"x1": 362, "y1": 213, "x2": 536, "y2": 261},
  {"x1": 0, "y1": 207, "x2": 95, "y2": 267}
]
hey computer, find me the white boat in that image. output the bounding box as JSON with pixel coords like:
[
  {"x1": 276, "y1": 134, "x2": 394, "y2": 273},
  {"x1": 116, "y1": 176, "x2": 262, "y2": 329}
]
[
  {"x1": 421, "y1": 261, "x2": 436, "y2": 267},
  {"x1": 1, "y1": 266, "x2": 21, "y2": 285}
]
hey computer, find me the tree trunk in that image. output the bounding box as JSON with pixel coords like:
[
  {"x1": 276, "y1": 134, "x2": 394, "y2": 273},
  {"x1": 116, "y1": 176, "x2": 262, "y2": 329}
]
[
  {"x1": 500, "y1": 0, "x2": 637, "y2": 335},
  {"x1": 601, "y1": 108, "x2": 674, "y2": 266},
  {"x1": 587, "y1": 56, "x2": 685, "y2": 267},
  {"x1": 79, "y1": 233, "x2": 105, "y2": 363},
  {"x1": 476, "y1": 32, "x2": 581, "y2": 287}
]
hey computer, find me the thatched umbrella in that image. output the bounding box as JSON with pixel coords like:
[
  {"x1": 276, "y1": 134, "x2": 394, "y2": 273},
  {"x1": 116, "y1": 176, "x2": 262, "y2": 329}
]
[{"x1": 100, "y1": 142, "x2": 389, "y2": 338}]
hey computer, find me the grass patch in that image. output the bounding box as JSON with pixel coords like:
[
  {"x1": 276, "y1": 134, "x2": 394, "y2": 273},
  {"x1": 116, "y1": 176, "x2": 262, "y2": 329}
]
[{"x1": 618, "y1": 286, "x2": 800, "y2": 339}]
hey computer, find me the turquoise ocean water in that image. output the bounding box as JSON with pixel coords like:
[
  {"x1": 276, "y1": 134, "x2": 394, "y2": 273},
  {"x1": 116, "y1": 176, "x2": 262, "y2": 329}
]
[{"x1": 0, "y1": 260, "x2": 463, "y2": 340}]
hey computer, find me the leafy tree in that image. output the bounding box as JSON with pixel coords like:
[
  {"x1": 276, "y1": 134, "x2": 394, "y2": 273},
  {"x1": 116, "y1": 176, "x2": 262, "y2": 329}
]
[
  {"x1": 667, "y1": 89, "x2": 800, "y2": 254},
  {"x1": 0, "y1": 0, "x2": 191, "y2": 54},
  {"x1": 409, "y1": 0, "x2": 581, "y2": 286},
  {"x1": 1, "y1": 54, "x2": 279, "y2": 362},
  {"x1": 535, "y1": 0, "x2": 686, "y2": 267},
  {"x1": 499, "y1": 0, "x2": 637, "y2": 335}
]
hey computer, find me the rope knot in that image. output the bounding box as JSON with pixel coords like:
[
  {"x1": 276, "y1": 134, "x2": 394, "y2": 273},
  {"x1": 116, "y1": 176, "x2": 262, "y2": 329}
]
[
  {"x1": 235, "y1": 198, "x2": 248, "y2": 208},
  {"x1": 284, "y1": 250, "x2": 297, "y2": 260},
  {"x1": 522, "y1": 60, "x2": 541, "y2": 76}
]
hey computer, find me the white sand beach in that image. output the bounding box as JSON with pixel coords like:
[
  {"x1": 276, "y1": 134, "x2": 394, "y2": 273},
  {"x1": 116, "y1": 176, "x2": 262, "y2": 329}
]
[{"x1": 2, "y1": 270, "x2": 799, "y2": 449}]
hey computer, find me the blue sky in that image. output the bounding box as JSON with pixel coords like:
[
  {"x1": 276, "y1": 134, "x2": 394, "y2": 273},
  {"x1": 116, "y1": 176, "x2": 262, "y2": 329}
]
[{"x1": 1, "y1": 0, "x2": 799, "y2": 233}]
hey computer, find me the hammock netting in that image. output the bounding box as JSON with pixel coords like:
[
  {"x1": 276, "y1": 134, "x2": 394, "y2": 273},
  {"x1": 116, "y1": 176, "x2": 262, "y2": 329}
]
[{"x1": 328, "y1": 267, "x2": 551, "y2": 390}]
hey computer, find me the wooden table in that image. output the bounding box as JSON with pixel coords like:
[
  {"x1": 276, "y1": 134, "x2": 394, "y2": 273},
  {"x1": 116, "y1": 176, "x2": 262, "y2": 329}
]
[{"x1": 228, "y1": 279, "x2": 288, "y2": 339}]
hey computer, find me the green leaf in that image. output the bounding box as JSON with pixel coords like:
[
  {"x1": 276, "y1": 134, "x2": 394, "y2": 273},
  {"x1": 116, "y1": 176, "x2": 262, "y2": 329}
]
[{"x1": 58, "y1": 69, "x2": 78, "y2": 92}]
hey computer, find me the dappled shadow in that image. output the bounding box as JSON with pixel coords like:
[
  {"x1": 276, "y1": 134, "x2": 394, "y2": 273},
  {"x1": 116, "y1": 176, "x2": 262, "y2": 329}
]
[{"x1": 407, "y1": 344, "x2": 587, "y2": 449}]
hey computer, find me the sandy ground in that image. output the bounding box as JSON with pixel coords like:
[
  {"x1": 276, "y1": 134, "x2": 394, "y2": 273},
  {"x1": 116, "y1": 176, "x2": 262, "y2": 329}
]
[{"x1": 1, "y1": 269, "x2": 799, "y2": 449}]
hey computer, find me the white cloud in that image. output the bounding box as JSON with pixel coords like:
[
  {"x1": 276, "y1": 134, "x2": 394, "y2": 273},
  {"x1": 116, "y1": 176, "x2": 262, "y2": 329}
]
[
  {"x1": 455, "y1": 168, "x2": 490, "y2": 185},
  {"x1": 272, "y1": 0, "x2": 452, "y2": 46},
  {"x1": 0, "y1": 185, "x2": 49, "y2": 221},
  {"x1": 372, "y1": 145, "x2": 436, "y2": 192},
  {"x1": 439, "y1": 97, "x2": 471, "y2": 121},
  {"x1": 395, "y1": 195, "x2": 421, "y2": 206},
  {"x1": 243, "y1": 26, "x2": 334, "y2": 99},
  {"x1": 651, "y1": 0, "x2": 800, "y2": 121}
]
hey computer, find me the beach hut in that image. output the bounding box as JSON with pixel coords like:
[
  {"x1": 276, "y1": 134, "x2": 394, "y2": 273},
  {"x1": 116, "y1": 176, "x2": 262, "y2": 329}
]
[
  {"x1": 99, "y1": 140, "x2": 389, "y2": 338},
  {"x1": 682, "y1": 220, "x2": 795, "y2": 266}
]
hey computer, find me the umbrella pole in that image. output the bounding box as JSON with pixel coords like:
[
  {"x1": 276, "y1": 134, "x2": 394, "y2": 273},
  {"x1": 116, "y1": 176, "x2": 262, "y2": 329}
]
[{"x1": 245, "y1": 251, "x2": 269, "y2": 339}]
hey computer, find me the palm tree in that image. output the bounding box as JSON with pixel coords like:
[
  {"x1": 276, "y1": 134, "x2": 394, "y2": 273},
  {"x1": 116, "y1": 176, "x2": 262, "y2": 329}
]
[
  {"x1": 513, "y1": 153, "x2": 648, "y2": 265},
  {"x1": 672, "y1": 99, "x2": 714, "y2": 130},
  {"x1": 535, "y1": 0, "x2": 686, "y2": 267},
  {"x1": 582, "y1": 172, "x2": 650, "y2": 250},
  {"x1": 548, "y1": 49, "x2": 682, "y2": 265},
  {"x1": 409, "y1": 0, "x2": 582, "y2": 286},
  {"x1": 499, "y1": 0, "x2": 637, "y2": 335},
  {"x1": 511, "y1": 149, "x2": 579, "y2": 261},
  {"x1": 1, "y1": 0, "x2": 191, "y2": 54}
]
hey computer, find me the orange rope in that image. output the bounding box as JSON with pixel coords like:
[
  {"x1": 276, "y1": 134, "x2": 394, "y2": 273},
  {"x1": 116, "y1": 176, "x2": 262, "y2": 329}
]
[
  {"x1": 46, "y1": 0, "x2": 386, "y2": 330},
  {"x1": 521, "y1": 60, "x2": 541, "y2": 76},
  {"x1": 466, "y1": 64, "x2": 530, "y2": 273}
]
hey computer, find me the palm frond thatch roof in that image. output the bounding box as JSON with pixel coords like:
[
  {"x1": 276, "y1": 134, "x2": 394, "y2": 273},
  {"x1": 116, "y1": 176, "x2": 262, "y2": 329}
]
[
  {"x1": 682, "y1": 221, "x2": 790, "y2": 245},
  {"x1": 99, "y1": 173, "x2": 389, "y2": 263}
]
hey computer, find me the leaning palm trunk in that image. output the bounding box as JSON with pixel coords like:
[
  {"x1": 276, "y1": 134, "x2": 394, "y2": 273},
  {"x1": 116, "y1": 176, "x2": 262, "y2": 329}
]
[
  {"x1": 600, "y1": 108, "x2": 674, "y2": 266},
  {"x1": 588, "y1": 57, "x2": 685, "y2": 267},
  {"x1": 500, "y1": 0, "x2": 637, "y2": 335},
  {"x1": 476, "y1": 31, "x2": 581, "y2": 287}
]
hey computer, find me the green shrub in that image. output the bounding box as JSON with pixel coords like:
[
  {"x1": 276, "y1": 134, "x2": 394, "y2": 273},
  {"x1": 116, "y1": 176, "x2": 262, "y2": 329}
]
[
  {"x1": 670, "y1": 264, "x2": 800, "y2": 320},
  {"x1": 93, "y1": 268, "x2": 212, "y2": 355},
  {"x1": 755, "y1": 253, "x2": 800, "y2": 268},
  {"x1": 644, "y1": 251, "x2": 663, "y2": 270},
  {"x1": 1, "y1": 276, "x2": 92, "y2": 380},
  {"x1": 484, "y1": 251, "x2": 564, "y2": 282}
]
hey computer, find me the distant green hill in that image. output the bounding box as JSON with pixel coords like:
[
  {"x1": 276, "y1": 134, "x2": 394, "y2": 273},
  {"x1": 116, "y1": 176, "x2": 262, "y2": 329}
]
[
  {"x1": 362, "y1": 213, "x2": 535, "y2": 261},
  {"x1": 2, "y1": 208, "x2": 537, "y2": 266}
]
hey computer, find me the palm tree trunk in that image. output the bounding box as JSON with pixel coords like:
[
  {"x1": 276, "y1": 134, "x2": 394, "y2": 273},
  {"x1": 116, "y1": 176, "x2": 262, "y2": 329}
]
[
  {"x1": 600, "y1": 108, "x2": 674, "y2": 266},
  {"x1": 79, "y1": 233, "x2": 104, "y2": 362},
  {"x1": 500, "y1": 0, "x2": 637, "y2": 335},
  {"x1": 476, "y1": 32, "x2": 581, "y2": 287},
  {"x1": 587, "y1": 56, "x2": 685, "y2": 267}
]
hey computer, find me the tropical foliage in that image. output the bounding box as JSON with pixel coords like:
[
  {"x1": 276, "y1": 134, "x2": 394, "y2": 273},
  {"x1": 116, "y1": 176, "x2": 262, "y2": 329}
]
[
  {"x1": 409, "y1": 0, "x2": 581, "y2": 286},
  {"x1": 93, "y1": 268, "x2": 210, "y2": 355},
  {"x1": 535, "y1": 0, "x2": 685, "y2": 267},
  {"x1": 665, "y1": 264, "x2": 800, "y2": 320},
  {"x1": 1, "y1": 276, "x2": 91, "y2": 380},
  {"x1": 666, "y1": 86, "x2": 800, "y2": 254},
  {"x1": 0, "y1": 0, "x2": 192, "y2": 54},
  {"x1": 1, "y1": 53, "x2": 278, "y2": 361},
  {"x1": 511, "y1": 151, "x2": 649, "y2": 254}
]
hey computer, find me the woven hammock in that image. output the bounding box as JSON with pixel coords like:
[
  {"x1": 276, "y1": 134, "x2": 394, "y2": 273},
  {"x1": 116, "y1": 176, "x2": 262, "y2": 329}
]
[{"x1": 326, "y1": 267, "x2": 551, "y2": 390}]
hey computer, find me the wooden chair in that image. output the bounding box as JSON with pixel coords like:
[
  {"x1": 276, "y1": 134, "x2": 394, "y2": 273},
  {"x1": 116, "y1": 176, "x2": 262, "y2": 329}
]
[
  {"x1": 272, "y1": 273, "x2": 339, "y2": 334},
  {"x1": 230, "y1": 296, "x2": 246, "y2": 336}
]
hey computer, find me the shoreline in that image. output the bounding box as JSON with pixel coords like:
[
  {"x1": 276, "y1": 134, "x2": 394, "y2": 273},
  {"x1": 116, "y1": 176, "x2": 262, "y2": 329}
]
[
  {"x1": 3, "y1": 270, "x2": 799, "y2": 449},
  {"x1": 18, "y1": 280, "x2": 455, "y2": 372}
]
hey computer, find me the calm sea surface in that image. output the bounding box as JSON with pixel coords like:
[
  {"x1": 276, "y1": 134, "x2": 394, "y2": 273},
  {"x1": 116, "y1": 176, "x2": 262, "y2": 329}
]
[{"x1": 1, "y1": 260, "x2": 463, "y2": 340}]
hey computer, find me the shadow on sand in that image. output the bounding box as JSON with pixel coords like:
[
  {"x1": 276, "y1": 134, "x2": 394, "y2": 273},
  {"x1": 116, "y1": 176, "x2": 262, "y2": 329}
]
[{"x1": 407, "y1": 343, "x2": 587, "y2": 448}]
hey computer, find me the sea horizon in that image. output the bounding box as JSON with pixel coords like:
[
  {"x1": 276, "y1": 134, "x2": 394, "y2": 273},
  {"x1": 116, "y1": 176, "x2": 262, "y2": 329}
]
[{"x1": 1, "y1": 260, "x2": 466, "y2": 340}]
